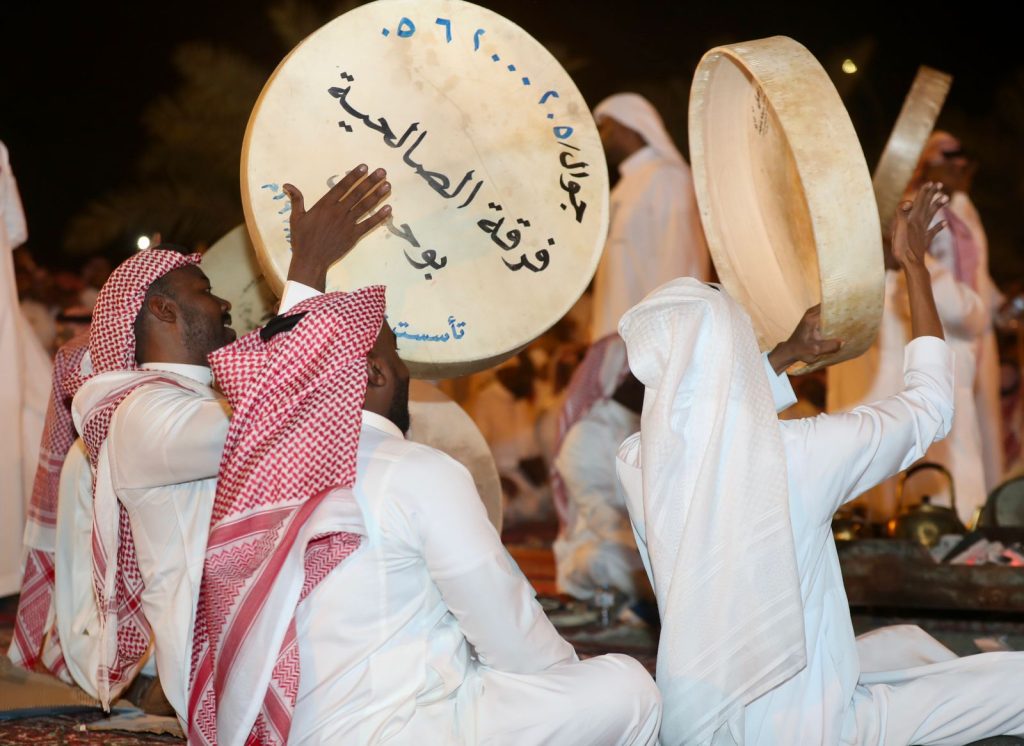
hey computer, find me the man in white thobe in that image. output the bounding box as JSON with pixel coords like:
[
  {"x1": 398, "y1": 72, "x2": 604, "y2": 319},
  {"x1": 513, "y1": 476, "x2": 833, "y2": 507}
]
[
  {"x1": 195, "y1": 290, "x2": 662, "y2": 745},
  {"x1": 828, "y1": 144, "x2": 991, "y2": 524},
  {"x1": 293, "y1": 377, "x2": 662, "y2": 744},
  {"x1": 590, "y1": 93, "x2": 710, "y2": 341},
  {"x1": 553, "y1": 308, "x2": 836, "y2": 603},
  {"x1": 552, "y1": 335, "x2": 645, "y2": 601},
  {"x1": 619, "y1": 185, "x2": 1024, "y2": 745},
  {"x1": 60, "y1": 166, "x2": 393, "y2": 720},
  {"x1": 1, "y1": 141, "x2": 50, "y2": 597},
  {"x1": 826, "y1": 250, "x2": 987, "y2": 523}
]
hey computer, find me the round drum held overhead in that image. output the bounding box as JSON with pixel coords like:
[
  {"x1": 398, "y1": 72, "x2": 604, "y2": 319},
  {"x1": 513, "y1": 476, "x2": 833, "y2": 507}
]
[
  {"x1": 242, "y1": 0, "x2": 609, "y2": 379},
  {"x1": 689, "y1": 36, "x2": 884, "y2": 373},
  {"x1": 873, "y1": 65, "x2": 952, "y2": 232}
]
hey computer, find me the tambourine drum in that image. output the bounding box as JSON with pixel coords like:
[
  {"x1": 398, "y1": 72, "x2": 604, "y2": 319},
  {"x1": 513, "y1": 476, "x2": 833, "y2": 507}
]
[
  {"x1": 873, "y1": 66, "x2": 952, "y2": 231},
  {"x1": 242, "y1": 0, "x2": 609, "y2": 379},
  {"x1": 689, "y1": 36, "x2": 884, "y2": 373},
  {"x1": 203, "y1": 225, "x2": 278, "y2": 337},
  {"x1": 408, "y1": 380, "x2": 503, "y2": 533}
]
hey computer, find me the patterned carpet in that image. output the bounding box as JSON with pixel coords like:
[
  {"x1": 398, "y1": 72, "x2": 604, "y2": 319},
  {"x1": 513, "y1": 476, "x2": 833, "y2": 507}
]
[{"x1": 0, "y1": 596, "x2": 185, "y2": 744}]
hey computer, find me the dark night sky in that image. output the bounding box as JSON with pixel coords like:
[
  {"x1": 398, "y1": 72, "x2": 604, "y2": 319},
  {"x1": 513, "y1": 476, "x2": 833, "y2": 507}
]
[{"x1": 2, "y1": 1, "x2": 1020, "y2": 277}]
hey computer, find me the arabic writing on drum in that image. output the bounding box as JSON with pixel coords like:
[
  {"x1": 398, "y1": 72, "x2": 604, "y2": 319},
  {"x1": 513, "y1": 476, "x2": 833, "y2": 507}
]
[
  {"x1": 389, "y1": 314, "x2": 468, "y2": 343},
  {"x1": 259, "y1": 9, "x2": 597, "y2": 289}
]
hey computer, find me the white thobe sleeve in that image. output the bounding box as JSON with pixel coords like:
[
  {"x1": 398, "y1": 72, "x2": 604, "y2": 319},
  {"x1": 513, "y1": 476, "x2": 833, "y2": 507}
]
[
  {"x1": 761, "y1": 352, "x2": 798, "y2": 413},
  {"x1": 391, "y1": 446, "x2": 576, "y2": 673},
  {"x1": 278, "y1": 281, "x2": 321, "y2": 313},
  {"x1": 785, "y1": 336, "x2": 954, "y2": 526},
  {"x1": 108, "y1": 386, "x2": 230, "y2": 489}
]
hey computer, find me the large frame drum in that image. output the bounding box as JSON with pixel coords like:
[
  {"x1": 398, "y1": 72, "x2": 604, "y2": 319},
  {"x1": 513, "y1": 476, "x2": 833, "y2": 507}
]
[
  {"x1": 242, "y1": 0, "x2": 608, "y2": 379},
  {"x1": 689, "y1": 36, "x2": 884, "y2": 372}
]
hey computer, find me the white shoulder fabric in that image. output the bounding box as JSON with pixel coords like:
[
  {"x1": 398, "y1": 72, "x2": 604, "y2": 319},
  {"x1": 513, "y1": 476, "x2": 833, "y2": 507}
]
[{"x1": 617, "y1": 277, "x2": 806, "y2": 745}]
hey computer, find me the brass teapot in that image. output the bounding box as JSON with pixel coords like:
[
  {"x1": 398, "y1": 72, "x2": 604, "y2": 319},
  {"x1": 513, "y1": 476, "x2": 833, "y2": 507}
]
[
  {"x1": 888, "y1": 463, "x2": 966, "y2": 548},
  {"x1": 831, "y1": 504, "x2": 868, "y2": 542}
]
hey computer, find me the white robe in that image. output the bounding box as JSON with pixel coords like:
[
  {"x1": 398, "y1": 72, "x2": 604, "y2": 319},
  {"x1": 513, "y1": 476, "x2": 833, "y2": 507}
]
[
  {"x1": 553, "y1": 352, "x2": 793, "y2": 604},
  {"x1": 623, "y1": 337, "x2": 1024, "y2": 745},
  {"x1": 591, "y1": 146, "x2": 710, "y2": 341},
  {"x1": 827, "y1": 254, "x2": 988, "y2": 525},
  {"x1": 552, "y1": 398, "x2": 642, "y2": 601},
  {"x1": 0, "y1": 140, "x2": 50, "y2": 596},
  {"x1": 950, "y1": 191, "x2": 1004, "y2": 491},
  {"x1": 53, "y1": 439, "x2": 103, "y2": 693},
  {"x1": 290, "y1": 410, "x2": 661, "y2": 745}
]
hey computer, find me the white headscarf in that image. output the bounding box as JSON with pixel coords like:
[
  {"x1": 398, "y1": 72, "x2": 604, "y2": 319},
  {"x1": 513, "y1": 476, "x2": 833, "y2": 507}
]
[
  {"x1": 594, "y1": 93, "x2": 687, "y2": 168},
  {"x1": 617, "y1": 278, "x2": 806, "y2": 745}
]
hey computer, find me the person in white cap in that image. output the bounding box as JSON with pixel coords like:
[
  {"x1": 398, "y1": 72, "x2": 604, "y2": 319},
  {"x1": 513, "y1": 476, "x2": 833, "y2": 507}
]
[
  {"x1": 618, "y1": 183, "x2": 1024, "y2": 745},
  {"x1": 590, "y1": 93, "x2": 711, "y2": 342}
]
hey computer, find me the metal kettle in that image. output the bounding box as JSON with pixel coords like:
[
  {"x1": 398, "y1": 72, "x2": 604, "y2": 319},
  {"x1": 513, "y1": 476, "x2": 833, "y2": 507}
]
[
  {"x1": 832, "y1": 504, "x2": 868, "y2": 541},
  {"x1": 888, "y1": 462, "x2": 966, "y2": 547}
]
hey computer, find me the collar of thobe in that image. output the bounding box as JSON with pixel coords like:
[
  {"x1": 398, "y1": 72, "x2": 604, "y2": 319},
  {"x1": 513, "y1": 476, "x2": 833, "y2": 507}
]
[
  {"x1": 618, "y1": 145, "x2": 660, "y2": 179},
  {"x1": 140, "y1": 361, "x2": 213, "y2": 386},
  {"x1": 362, "y1": 409, "x2": 405, "y2": 439}
]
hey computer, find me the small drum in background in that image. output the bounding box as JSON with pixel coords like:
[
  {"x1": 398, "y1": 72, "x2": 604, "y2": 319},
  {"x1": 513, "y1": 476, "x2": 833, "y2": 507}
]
[
  {"x1": 689, "y1": 36, "x2": 884, "y2": 373},
  {"x1": 202, "y1": 224, "x2": 277, "y2": 337},
  {"x1": 872, "y1": 65, "x2": 952, "y2": 231},
  {"x1": 408, "y1": 380, "x2": 503, "y2": 533},
  {"x1": 243, "y1": 0, "x2": 609, "y2": 379}
]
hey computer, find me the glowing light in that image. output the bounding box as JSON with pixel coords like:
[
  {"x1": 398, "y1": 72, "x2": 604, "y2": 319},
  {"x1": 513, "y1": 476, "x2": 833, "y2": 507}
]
[
  {"x1": 136, "y1": 235, "x2": 151, "y2": 251},
  {"x1": 842, "y1": 59, "x2": 858, "y2": 75}
]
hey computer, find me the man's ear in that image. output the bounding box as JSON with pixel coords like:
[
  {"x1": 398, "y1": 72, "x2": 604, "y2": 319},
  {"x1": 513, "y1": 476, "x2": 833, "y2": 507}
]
[
  {"x1": 145, "y1": 294, "x2": 179, "y2": 325},
  {"x1": 366, "y1": 354, "x2": 387, "y2": 388}
]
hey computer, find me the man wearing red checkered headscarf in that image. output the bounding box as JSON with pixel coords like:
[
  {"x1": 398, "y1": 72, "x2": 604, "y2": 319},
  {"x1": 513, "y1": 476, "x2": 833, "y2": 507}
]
[
  {"x1": 188, "y1": 289, "x2": 377, "y2": 746},
  {"x1": 63, "y1": 165, "x2": 392, "y2": 721},
  {"x1": 190, "y1": 309, "x2": 662, "y2": 742},
  {"x1": 70, "y1": 245, "x2": 219, "y2": 708},
  {"x1": 7, "y1": 331, "x2": 89, "y2": 683}
]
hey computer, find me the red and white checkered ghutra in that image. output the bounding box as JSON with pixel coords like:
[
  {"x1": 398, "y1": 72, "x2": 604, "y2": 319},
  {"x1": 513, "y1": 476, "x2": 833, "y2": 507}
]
[
  {"x1": 76, "y1": 248, "x2": 201, "y2": 706},
  {"x1": 7, "y1": 331, "x2": 89, "y2": 680},
  {"x1": 188, "y1": 288, "x2": 382, "y2": 746}
]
